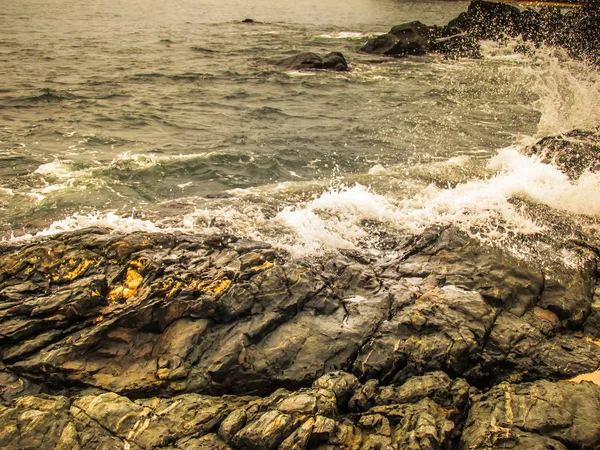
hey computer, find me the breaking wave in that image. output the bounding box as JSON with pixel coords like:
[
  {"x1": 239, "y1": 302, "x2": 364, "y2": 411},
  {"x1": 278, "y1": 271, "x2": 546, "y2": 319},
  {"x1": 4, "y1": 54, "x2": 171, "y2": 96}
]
[{"x1": 6, "y1": 39, "x2": 600, "y2": 267}]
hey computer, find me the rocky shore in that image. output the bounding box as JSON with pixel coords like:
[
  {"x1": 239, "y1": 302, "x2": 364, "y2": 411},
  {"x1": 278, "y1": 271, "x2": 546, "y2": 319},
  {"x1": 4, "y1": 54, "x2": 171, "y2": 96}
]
[
  {"x1": 2, "y1": 2, "x2": 600, "y2": 448},
  {"x1": 2, "y1": 126, "x2": 600, "y2": 449}
]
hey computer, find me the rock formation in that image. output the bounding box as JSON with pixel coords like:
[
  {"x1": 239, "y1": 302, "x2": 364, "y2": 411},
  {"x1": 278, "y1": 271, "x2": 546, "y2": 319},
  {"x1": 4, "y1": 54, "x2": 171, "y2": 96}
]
[
  {"x1": 2, "y1": 2, "x2": 600, "y2": 447},
  {"x1": 361, "y1": 0, "x2": 600, "y2": 65},
  {"x1": 277, "y1": 52, "x2": 349, "y2": 71},
  {"x1": 1, "y1": 199, "x2": 600, "y2": 448},
  {"x1": 360, "y1": 21, "x2": 431, "y2": 57},
  {"x1": 526, "y1": 127, "x2": 600, "y2": 179}
]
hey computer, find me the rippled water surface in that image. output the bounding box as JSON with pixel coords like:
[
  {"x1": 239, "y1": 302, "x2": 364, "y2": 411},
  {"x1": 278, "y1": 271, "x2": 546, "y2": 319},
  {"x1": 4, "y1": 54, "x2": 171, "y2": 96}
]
[{"x1": 1, "y1": 0, "x2": 599, "y2": 259}]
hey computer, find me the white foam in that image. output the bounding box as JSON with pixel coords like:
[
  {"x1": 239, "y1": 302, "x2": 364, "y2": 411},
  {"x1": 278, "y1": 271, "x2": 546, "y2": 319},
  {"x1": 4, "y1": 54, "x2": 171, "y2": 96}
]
[
  {"x1": 368, "y1": 164, "x2": 386, "y2": 175},
  {"x1": 480, "y1": 39, "x2": 528, "y2": 60},
  {"x1": 316, "y1": 31, "x2": 371, "y2": 39},
  {"x1": 11, "y1": 212, "x2": 161, "y2": 241},
  {"x1": 286, "y1": 71, "x2": 317, "y2": 77},
  {"x1": 34, "y1": 161, "x2": 79, "y2": 178},
  {"x1": 264, "y1": 146, "x2": 600, "y2": 256},
  {"x1": 529, "y1": 49, "x2": 600, "y2": 135},
  {"x1": 0, "y1": 187, "x2": 14, "y2": 197},
  {"x1": 111, "y1": 151, "x2": 214, "y2": 168},
  {"x1": 10, "y1": 146, "x2": 600, "y2": 263},
  {"x1": 480, "y1": 41, "x2": 600, "y2": 136}
]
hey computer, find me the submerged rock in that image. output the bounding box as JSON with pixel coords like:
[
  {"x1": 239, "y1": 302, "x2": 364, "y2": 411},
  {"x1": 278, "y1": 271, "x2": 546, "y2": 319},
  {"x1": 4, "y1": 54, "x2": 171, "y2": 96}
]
[{"x1": 276, "y1": 52, "x2": 348, "y2": 71}]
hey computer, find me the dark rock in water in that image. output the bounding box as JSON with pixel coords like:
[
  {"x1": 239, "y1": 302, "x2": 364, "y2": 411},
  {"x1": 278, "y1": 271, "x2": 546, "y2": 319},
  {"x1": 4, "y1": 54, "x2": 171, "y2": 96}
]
[
  {"x1": 460, "y1": 380, "x2": 600, "y2": 449},
  {"x1": 447, "y1": 11, "x2": 471, "y2": 33},
  {"x1": 1, "y1": 223, "x2": 600, "y2": 447},
  {"x1": 361, "y1": 21, "x2": 430, "y2": 57},
  {"x1": 430, "y1": 33, "x2": 482, "y2": 59},
  {"x1": 205, "y1": 192, "x2": 235, "y2": 199},
  {"x1": 438, "y1": 0, "x2": 524, "y2": 40},
  {"x1": 242, "y1": 18, "x2": 255, "y2": 23},
  {"x1": 463, "y1": 0, "x2": 524, "y2": 39},
  {"x1": 360, "y1": 33, "x2": 401, "y2": 55},
  {"x1": 389, "y1": 20, "x2": 431, "y2": 41},
  {"x1": 277, "y1": 51, "x2": 348, "y2": 71},
  {"x1": 439, "y1": 0, "x2": 600, "y2": 66},
  {"x1": 360, "y1": 1, "x2": 599, "y2": 64},
  {"x1": 525, "y1": 128, "x2": 600, "y2": 179}
]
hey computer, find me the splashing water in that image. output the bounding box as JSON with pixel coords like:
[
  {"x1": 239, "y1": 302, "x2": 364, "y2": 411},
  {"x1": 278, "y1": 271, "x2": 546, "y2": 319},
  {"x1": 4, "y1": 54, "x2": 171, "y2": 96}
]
[
  {"x1": 528, "y1": 46, "x2": 600, "y2": 135},
  {"x1": 6, "y1": 36, "x2": 600, "y2": 267}
]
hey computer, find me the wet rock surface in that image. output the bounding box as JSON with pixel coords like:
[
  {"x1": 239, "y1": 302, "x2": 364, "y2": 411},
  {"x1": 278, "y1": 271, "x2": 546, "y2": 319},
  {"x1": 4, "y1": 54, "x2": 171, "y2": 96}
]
[
  {"x1": 1, "y1": 218, "x2": 600, "y2": 448},
  {"x1": 526, "y1": 127, "x2": 600, "y2": 179},
  {"x1": 277, "y1": 52, "x2": 348, "y2": 71},
  {"x1": 360, "y1": 21, "x2": 430, "y2": 57}
]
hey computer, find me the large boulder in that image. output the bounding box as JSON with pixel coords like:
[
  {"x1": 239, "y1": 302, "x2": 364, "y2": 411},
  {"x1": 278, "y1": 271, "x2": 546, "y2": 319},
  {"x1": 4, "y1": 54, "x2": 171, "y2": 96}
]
[
  {"x1": 1, "y1": 225, "x2": 599, "y2": 397},
  {"x1": 460, "y1": 380, "x2": 600, "y2": 449},
  {"x1": 361, "y1": 21, "x2": 430, "y2": 57},
  {"x1": 463, "y1": 0, "x2": 524, "y2": 39}
]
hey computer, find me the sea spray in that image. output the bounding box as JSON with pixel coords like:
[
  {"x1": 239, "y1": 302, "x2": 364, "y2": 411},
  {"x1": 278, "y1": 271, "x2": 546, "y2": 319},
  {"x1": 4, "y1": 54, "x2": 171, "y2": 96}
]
[{"x1": 526, "y1": 45, "x2": 600, "y2": 135}]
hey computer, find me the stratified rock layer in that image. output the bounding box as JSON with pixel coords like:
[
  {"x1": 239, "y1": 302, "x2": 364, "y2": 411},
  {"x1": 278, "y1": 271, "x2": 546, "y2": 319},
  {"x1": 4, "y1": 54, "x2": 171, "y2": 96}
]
[{"x1": 1, "y1": 213, "x2": 600, "y2": 448}]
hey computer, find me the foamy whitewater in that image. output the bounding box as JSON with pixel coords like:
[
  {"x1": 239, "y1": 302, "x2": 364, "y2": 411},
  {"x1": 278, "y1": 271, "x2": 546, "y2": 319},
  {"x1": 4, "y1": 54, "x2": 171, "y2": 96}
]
[{"x1": 2, "y1": 0, "x2": 599, "y2": 266}]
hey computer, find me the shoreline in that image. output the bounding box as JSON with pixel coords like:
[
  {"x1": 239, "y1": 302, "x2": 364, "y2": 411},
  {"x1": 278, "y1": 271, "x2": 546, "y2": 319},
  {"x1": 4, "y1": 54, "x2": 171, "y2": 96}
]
[{"x1": 1, "y1": 1, "x2": 600, "y2": 449}]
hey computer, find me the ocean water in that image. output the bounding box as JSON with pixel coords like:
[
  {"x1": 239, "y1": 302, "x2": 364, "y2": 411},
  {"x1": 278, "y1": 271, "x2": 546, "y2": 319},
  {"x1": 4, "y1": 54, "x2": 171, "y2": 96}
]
[{"x1": 1, "y1": 0, "x2": 599, "y2": 263}]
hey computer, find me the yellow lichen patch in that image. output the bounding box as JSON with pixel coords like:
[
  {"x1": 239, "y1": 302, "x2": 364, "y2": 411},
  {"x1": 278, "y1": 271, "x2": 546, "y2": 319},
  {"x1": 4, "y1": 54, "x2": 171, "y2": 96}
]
[
  {"x1": 107, "y1": 266, "x2": 144, "y2": 302},
  {"x1": 586, "y1": 337, "x2": 600, "y2": 347},
  {"x1": 108, "y1": 286, "x2": 125, "y2": 303},
  {"x1": 154, "y1": 278, "x2": 183, "y2": 298},
  {"x1": 197, "y1": 278, "x2": 231, "y2": 294},
  {"x1": 129, "y1": 259, "x2": 144, "y2": 270},
  {"x1": 95, "y1": 315, "x2": 103, "y2": 323},
  {"x1": 250, "y1": 260, "x2": 274, "y2": 272},
  {"x1": 51, "y1": 257, "x2": 97, "y2": 282},
  {"x1": 211, "y1": 279, "x2": 231, "y2": 294},
  {"x1": 122, "y1": 268, "x2": 143, "y2": 298}
]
